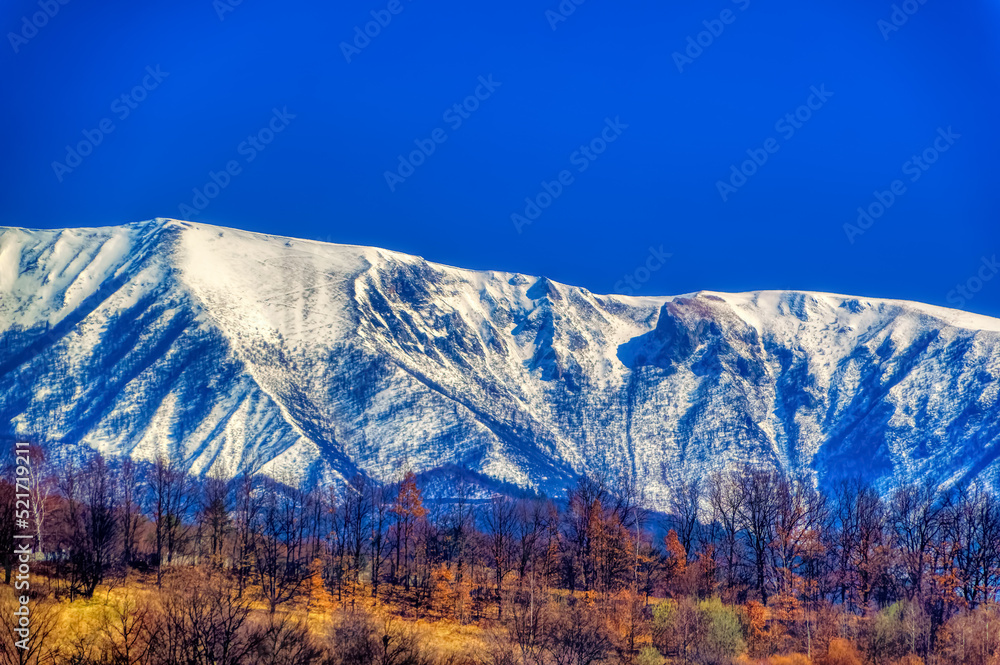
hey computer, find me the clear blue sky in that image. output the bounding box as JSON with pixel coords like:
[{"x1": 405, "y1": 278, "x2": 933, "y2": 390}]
[{"x1": 2, "y1": 0, "x2": 999, "y2": 317}]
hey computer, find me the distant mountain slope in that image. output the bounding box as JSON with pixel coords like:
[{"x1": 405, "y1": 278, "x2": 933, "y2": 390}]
[{"x1": 2, "y1": 219, "x2": 998, "y2": 504}]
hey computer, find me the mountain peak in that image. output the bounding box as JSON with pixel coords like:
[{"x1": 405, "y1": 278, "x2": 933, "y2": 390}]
[{"x1": 2, "y1": 221, "x2": 998, "y2": 501}]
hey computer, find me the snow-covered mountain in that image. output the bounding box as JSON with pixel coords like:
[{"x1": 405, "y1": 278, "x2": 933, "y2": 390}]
[{"x1": 2, "y1": 219, "x2": 999, "y2": 503}]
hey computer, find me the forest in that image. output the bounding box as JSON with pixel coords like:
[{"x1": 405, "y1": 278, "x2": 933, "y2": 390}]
[{"x1": 2, "y1": 445, "x2": 1000, "y2": 665}]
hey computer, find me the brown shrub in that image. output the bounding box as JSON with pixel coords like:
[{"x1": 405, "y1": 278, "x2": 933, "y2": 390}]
[
  {"x1": 818, "y1": 638, "x2": 862, "y2": 665},
  {"x1": 767, "y1": 654, "x2": 813, "y2": 665},
  {"x1": 327, "y1": 607, "x2": 436, "y2": 665}
]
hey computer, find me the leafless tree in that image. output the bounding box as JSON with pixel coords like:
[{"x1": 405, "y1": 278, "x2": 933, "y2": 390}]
[
  {"x1": 26, "y1": 444, "x2": 52, "y2": 560},
  {"x1": 232, "y1": 464, "x2": 263, "y2": 596},
  {"x1": 544, "y1": 598, "x2": 611, "y2": 665},
  {"x1": 889, "y1": 482, "x2": 942, "y2": 602},
  {"x1": 670, "y1": 477, "x2": 702, "y2": 554},
  {"x1": 369, "y1": 481, "x2": 391, "y2": 601},
  {"x1": 150, "y1": 568, "x2": 261, "y2": 665},
  {"x1": 254, "y1": 481, "x2": 310, "y2": 613},
  {"x1": 251, "y1": 612, "x2": 325, "y2": 665},
  {"x1": 80, "y1": 454, "x2": 118, "y2": 596},
  {"x1": 55, "y1": 454, "x2": 118, "y2": 598},
  {"x1": 149, "y1": 454, "x2": 194, "y2": 585},
  {"x1": 505, "y1": 585, "x2": 549, "y2": 664},
  {"x1": 707, "y1": 470, "x2": 744, "y2": 598},
  {"x1": 770, "y1": 474, "x2": 826, "y2": 598},
  {"x1": 854, "y1": 482, "x2": 888, "y2": 609},
  {"x1": 117, "y1": 457, "x2": 142, "y2": 569},
  {"x1": 199, "y1": 467, "x2": 232, "y2": 567},
  {"x1": 942, "y1": 485, "x2": 1000, "y2": 608},
  {"x1": 733, "y1": 466, "x2": 779, "y2": 604},
  {"x1": 514, "y1": 498, "x2": 546, "y2": 584},
  {"x1": 483, "y1": 494, "x2": 516, "y2": 619},
  {"x1": 97, "y1": 592, "x2": 158, "y2": 665}
]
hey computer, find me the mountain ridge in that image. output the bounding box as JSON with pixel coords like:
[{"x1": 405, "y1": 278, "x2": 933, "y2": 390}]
[{"x1": 2, "y1": 218, "x2": 998, "y2": 505}]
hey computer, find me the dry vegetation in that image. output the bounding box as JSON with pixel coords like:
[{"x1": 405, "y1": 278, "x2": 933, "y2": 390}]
[{"x1": 2, "y1": 446, "x2": 1000, "y2": 665}]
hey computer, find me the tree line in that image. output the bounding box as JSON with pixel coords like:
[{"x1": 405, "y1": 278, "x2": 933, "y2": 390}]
[{"x1": 2, "y1": 445, "x2": 1000, "y2": 664}]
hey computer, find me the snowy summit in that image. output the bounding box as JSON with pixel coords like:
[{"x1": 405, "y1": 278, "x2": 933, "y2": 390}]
[{"x1": 1, "y1": 219, "x2": 999, "y2": 504}]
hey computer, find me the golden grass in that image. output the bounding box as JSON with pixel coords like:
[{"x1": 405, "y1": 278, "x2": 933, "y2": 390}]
[{"x1": 15, "y1": 571, "x2": 487, "y2": 658}]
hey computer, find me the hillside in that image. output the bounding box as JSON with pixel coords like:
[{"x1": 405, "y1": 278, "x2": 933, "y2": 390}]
[{"x1": 1, "y1": 219, "x2": 999, "y2": 503}]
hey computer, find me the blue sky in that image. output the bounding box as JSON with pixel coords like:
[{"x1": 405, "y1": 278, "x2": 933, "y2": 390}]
[{"x1": 2, "y1": 0, "x2": 999, "y2": 317}]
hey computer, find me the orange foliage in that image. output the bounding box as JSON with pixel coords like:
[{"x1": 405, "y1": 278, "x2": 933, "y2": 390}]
[
  {"x1": 430, "y1": 564, "x2": 457, "y2": 619},
  {"x1": 818, "y1": 638, "x2": 862, "y2": 665},
  {"x1": 665, "y1": 529, "x2": 687, "y2": 573},
  {"x1": 767, "y1": 655, "x2": 813, "y2": 665},
  {"x1": 770, "y1": 593, "x2": 802, "y2": 626},
  {"x1": 306, "y1": 557, "x2": 334, "y2": 613},
  {"x1": 743, "y1": 600, "x2": 774, "y2": 657},
  {"x1": 393, "y1": 471, "x2": 428, "y2": 521}
]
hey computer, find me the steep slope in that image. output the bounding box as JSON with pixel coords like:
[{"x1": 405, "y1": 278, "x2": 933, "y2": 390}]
[{"x1": 1, "y1": 219, "x2": 998, "y2": 503}]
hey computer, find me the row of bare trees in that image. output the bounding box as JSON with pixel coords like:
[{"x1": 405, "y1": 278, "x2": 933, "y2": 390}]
[
  {"x1": 5, "y1": 449, "x2": 1000, "y2": 616},
  {"x1": 4, "y1": 443, "x2": 1000, "y2": 663}
]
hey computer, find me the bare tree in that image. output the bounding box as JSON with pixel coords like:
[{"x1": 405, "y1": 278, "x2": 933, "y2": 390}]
[
  {"x1": 830, "y1": 478, "x2": 862, "y2": 607},
  {"x1": 149, "y1": 455, "x2": 193, "y2": 586},
  {"x1": 80, "y1": 454, "x2": 118, "y2": 596},
  {"x1": 942, "y1": 486, "x2": 1000, "y2": 609},
  {"x1": 151, "y1": 568, "x2": 262, "y2": 665},
  {"x1": 26, "y1": 444, "x2": 52, "y2": 560},
  {"x1": 483, "y1": 494, "x2": 516, "y2": 619},
  {"x1": 55, "y1": 454, "x2": 119, "y2": 598},
  {"x1": 733, "y1": 466, "x2": 779, "y2": 604},
  {"x1": 254, "y1": 482, "x2": 310, "y2": 613},
  {"x1": 200, "y1": 468, "x2": 232, "y2": 568},
  {"x1": 505, "y1": 585, "x2": 549, "y2": 664},
  {"x1": 670, "y1": 477, "x2": 702, "y2": 555},
  {"x1": 707, "y1": 470, "x2": 744, "y2": 599},
  {"x1": 889, "y1": 482, "x2": 942, "y2": 602},
  {"x1": 854, "y1": 482, "x2": 888, "y2": 610},
  {"x1": 368, "y1": 482, "x2": 391, "y2": 602},
  {"x1": 117, "y1": 457, "x2": 142, "y2": 570},
  {"x1": 232, "y1": 464, "x2": 263, "y2": 596},
  {"x1": 97, "y1": 592, "x2": 157, "y2": 665},
  {"x1": 770, "y1": 474, "x2": 825, "y2": 599},
  {"x1": 514, "y1": 498, "x2": 546, "y2": 585},
  {"x1": 545, "y1": 598, "x2": 611, "y2": 665},
  {"x1": 345, "y1": 474, "x2": 372, "y2": 590},
  {"x1": 252, "y1": 612, "x2": 325, "y2": 665}
]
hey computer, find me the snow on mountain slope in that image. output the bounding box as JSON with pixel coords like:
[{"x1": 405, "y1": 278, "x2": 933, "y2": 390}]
[{"x1": 1, "y1": 219, "x2": 998, "y2": 503}]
